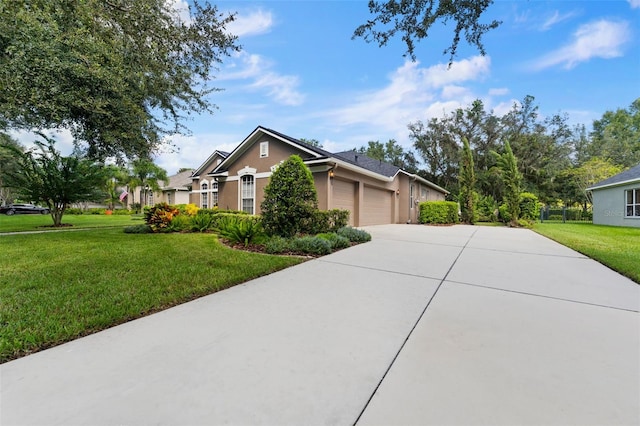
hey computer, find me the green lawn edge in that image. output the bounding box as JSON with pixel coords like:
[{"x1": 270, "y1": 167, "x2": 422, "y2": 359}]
[
  {"x1": 0, "y1": 228, "x2": 302, "y2": 363},
  {"x1": 533, "y1": 222, "x2": 640, "y2": 284}
]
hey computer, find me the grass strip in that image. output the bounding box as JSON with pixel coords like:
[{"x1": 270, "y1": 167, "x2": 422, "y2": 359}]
[
  {"x1": 0, "y1": 214, "x2": 141, "y2": 233},
  {"x1": 0, "y1": 229, "x2": 302, "y2": 362},
  {"x1": 534, "y1": 222, "x2": 640, "y2": 284}
]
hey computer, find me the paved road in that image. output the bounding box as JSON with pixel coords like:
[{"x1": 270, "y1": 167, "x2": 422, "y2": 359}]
[{"x1": 2, "y1": 225, "x2": 638, "y2": 425}]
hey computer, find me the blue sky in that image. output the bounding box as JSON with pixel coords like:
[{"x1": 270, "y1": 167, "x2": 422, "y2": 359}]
[{"x1": 12, "y1": 0, "x2": 640, "y2": 175}]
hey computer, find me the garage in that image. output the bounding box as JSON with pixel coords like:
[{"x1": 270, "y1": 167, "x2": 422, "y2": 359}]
[
  {"x1": 331, "y1": 179, "x2": 356, "y2": 225},
  {"x1": 361, "y1": 185, "x2": 393, "y2": 226}
]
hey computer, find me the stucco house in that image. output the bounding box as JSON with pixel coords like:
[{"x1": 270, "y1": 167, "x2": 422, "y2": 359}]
[
  {"x1": 587, "y1": 163, "x2": 640, "y2": 228},
  {"x1": 190, "y1": 126, "x2": 448, "y2": 226},
  {"x1": 126, "y1": 169, "x2": 195, "y2": 209}
]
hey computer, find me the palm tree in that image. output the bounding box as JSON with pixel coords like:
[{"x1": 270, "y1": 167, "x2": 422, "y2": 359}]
[{"x1": 127, "y1": 158, "x2": 168, "y2": 212}]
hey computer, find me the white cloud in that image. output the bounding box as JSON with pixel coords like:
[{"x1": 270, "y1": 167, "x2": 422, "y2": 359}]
[
  {"x1": 629, "y1": 0, "x2": 640, "y2": 9},
  {"x1": 488, "y1": 88, "x2": 509, "y2": 96},
  {"x1": 540, "y1": 10, "x2": 578, "y2": 31},
  {"x1": 227, "y1": 10, "x2": 274, "y2": 38},
  {"x1": 327, "y1": 56, "x2": 489, "y2": 129},
  {"x1": 166, "y1": 0, "x2": 191, "y2": 25},
  {"x1": 532, "y1": 20, "x2": 631, "y2": 70},
  {"x1": 9, "y1": 129, "x2": 75, "y2": 155},
  {"x1": 157, "y1": 133, "x2": 242, "y2": 174},
  {"x1": 219, "y1": 52, "x2": 305, "y2": 106}
]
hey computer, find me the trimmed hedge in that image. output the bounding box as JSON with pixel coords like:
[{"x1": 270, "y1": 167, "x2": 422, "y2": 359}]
[
  {"x1": 303, "y1": 209, "x2": 350, "y2": 234},
  {"x1": 419, "y1": 201, "x2": 459, "y2": 224}
]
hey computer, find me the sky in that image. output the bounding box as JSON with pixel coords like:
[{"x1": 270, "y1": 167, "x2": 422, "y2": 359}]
[{"x1": 10, "y1": 0, "x2": 640, "y2": 175}]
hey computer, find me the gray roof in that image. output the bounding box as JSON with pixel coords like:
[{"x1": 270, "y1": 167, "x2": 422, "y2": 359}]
[
  {"x1": 162, "y1": 169, "x2": 193, "y2": 190},
  {"x1": 588, "y1": 163, "x2": 640, "y2": 190},
  {"x1": 334, "y1": 151, "x2": 401, "y2": 178}
]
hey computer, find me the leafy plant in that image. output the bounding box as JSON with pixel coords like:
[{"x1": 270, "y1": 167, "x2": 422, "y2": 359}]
[
  {"x1": 144, "y1": 202, "x2": 180, "y2": 232},
  {"x1": 124, "y1": 224, "x2": 153, "y2": 234},
  {"x1": 264, "y1": 236, "x2": 293, "y2": 254},
  {"x1": 337, "y1": 227, "x2": 372, "y2": 243},
  {"x1": 261, "y1": 155, "x2": 318, "y2": 237},
  {"x1": 190, "y1": 213, "x2": 214, "y2": 232},
  {"x1": 291, "y1": 236, "x2": 332, "y2": 255},
  {"x1": 519, "y1": 192, "x2": 540, "y2": 221},
  {"x1": 217, "y1": 215, "x2": 265, "y2": 246},
  {"x1": 419, "y1": 201, "x2": 459, "y2": 224},
  {"x1": 316, "y1": 233, "x2": 351, "y2": 250},
  {"x1": 167, "y1": 214, "x2": 192, "y2": 232},
  {"x1": 305, "y1": 209, "x2": 350, "y2": 234}
]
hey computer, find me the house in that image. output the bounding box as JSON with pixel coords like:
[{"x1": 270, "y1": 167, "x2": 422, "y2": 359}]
[
  {"x1": 587, "y1": 163, "x2": 640, "y2": 228},
  {"x1": 126, "y1": 169, "x2": 195, "y2": 209},
  {"x1": 191, "y1": 126, "x2": 448, "y2": 226}
]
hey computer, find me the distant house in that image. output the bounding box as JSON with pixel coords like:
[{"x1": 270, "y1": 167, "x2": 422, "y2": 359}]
[
  {"x1": 125, "y1": 169, "x2": 195, "y2": 209},
  {"x1": 191, "y1": 126, "x2": 448, "y2": 226},
  {"x1": 587, "y1": 163, "x2": 640, "y2": 228}
]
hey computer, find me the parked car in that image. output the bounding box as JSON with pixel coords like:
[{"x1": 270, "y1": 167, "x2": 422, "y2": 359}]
[{"x1": 0, "y1": 204, "x2": 50, "y2": 215}]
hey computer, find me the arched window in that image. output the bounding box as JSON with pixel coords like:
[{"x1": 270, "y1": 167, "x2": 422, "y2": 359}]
[
  {"x1": 241, "y1": 175, "x2": 254, "y2": 214},
  {"x1": 211, "y1": 181, "x2": 219, "y2": 207},
  {"x1": 201, "y1": 182, "x2": 208, "y2": 209}
]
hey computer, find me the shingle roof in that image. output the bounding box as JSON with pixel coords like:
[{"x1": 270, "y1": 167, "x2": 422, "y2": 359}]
[
  {"x1": 260, "y1": 127, "x2": 332, "y2": 159},
  {"x1": 333, "y1": 151, "x2": 401, "y2": 178},
  {"x1": 588, "y1": 163, "x2": 640, "y2": 190},
  {"x1": 163, "y1": 169, "x2": 193, "y2": 190}
]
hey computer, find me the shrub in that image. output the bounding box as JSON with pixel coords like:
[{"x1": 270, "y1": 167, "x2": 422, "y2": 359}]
[
  {"x1": 305, "y1": 209, "x2": 350, "y2": 234},
  {"x1": 190, "y1": 213, "x2": 214, "y2": 232},
  {"x1": 124, "y1": 224, "x2": 153, "y2": 234},
  {"x1": 184, "y1": 203, "x2": 200, "y2": 216},
  {"x1": 264, "y1": 236, "x2": 293, "y2": 254},
  {"x1": 88, "y1": 208, "x2": 106, "y2": 215},
  {"x1": 498, "y1": 203, "x2": 511, "y2": 224},
  {"x1": 65, "y1": 207, "x2": 83, "y2": 215},
  {"x1": 167, "y1": 214, "x2": 191, "y2": 232},
  {"x1": 112, "y1": 209, "x2": 133, "y2": 215},
  {"x1": 291, "y1": 236, "x2": 332, "y2": 255},
  {"x1": 261, "y1": 155, "x2": 318, "y2": 237},
  {"x1": 144, "y1": 202, "x2": 180, "y2": 232},
  {"x1": 337, "y1": 226, "x2": 371, "y2": 243},
  {"x1": 316, "y1": 232, "x2": 351, "y2": 250},
  {"x1": 419, "y1": 201, "x2": 459, "y2": 224},
  {"x1": 217, "y1": 215, "x2": 264, "y2": 246},
  {"x1": 519, "y1": 192, "x2": 540, "y2": 221},
  {"x1": 517, "y1": 218, "x2": 534, "y2": 229},
  {"x1": 477, "y1": 195, "x2": 498, "y2": 222}
]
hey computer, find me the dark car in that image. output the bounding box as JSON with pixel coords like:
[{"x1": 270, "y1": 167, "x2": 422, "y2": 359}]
[{"x1": 0, "y1": 204, "x2": 50, "y2": 215}]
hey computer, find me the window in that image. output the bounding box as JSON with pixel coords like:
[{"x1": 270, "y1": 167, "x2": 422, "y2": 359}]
[
  {"x1": 241, "y1": 175, "x2": 255, "y2": 214},
  {"x1": 167, "y1": 193, "x2": 172, "y2": 205},
  {"x1": 410, "y1": 184, "x2": 414, "y2": 209},
  {"x1": 201, "y1": 183, "x2": 208, "y2": 209},
  {"x1": 626, "y1": 188, "x2": 640, "y2": 217},
  {"x1": 211, "y1": 181, "x2": 218, "y2": 207},
  {"x1": 260, "y1": 141, "x2": 269, "y2": 158},
  {"x1": 148, "y1": 191, "x2": 154, "y2": 206},
  {"x1": 421, "y1": 186, "x2": 428, "y2": 199}
]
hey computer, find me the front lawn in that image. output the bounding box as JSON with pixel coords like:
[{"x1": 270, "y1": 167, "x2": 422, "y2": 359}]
[
  {"x1": 534, "y1": 222, "x2": 640, "y2": 284},
  {"x1": 0, "y1": 213, "x2": 139, "y2": 233},
  {"x1": 0, "y1": 229, "x2": 302, "y2": 362}
]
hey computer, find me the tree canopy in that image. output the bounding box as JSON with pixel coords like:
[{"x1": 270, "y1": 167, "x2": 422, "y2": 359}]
[
  {"x1": 0, "y1": 0, "x2": 239, "y2": 160},
  {"x1": 353, "y1": 0, "x2": 501, "y2": 62}
]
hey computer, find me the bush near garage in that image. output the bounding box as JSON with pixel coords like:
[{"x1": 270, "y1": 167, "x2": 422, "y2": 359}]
[{"x1": 419, "y1": 201, "x2": 459, "y2": 224}]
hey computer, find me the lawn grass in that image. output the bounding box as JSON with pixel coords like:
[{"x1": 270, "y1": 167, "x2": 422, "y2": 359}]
[
  {"x1": 0, "y1": 228, "x2": 302, "y2": 362},
  {"x1": 534, "y1": 222, "x2": 640, "y2": 284},
  {"x1": 0, "y1": 213, "x2": 141, "y2": 233}
]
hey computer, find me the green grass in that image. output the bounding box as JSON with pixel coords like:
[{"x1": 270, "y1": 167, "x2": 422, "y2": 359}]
[
  {"x1": 0, "y1": 229, "x2": 302, "y2": 362},
  {"x1": 0, "y1": 213, "x2": 140, "y2": 233},
  {"x1": 534, "y1": 222, "x2": 640, "y2": 284}
]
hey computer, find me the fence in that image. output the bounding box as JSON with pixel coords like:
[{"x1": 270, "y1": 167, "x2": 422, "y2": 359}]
[{"x1": 540, "y1": 207, "x2": 592, "y2": 223}]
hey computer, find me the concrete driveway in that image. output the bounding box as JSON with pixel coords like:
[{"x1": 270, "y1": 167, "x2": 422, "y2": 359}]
[{"x1": 2, "y1": 225, "x2": 638, "y2": 425}]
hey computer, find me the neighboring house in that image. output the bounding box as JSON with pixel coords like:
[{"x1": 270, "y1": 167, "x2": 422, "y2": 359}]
[
  {"x1": 125, "y1": 169, "x2": 195, "y2": 209},
  {"x1": 191, "y1": 126, "x2": 448, "y2": 226},
  {"x1": 587, "y1": 163, "x2": 640, "y2": 228}
]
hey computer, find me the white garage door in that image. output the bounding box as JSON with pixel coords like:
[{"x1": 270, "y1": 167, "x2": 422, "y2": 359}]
[
  {"x1": 362, "y1": 186, "x2": 393, "y2": 226},
  {"x1": 332, "y1": 179, "x2": 355, "y2": 226}
]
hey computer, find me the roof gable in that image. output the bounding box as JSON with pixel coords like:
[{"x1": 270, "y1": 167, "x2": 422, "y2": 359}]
[
  {"x1": 192, "y1": 150, "x2": 230, "y2": 177},
  {"x1": 211, "y1": 126, "x2": 328, "y2": 174},
  {"x1": 588, "y1": 163, "x2": 640, "y2": 190},
  {"x1": 162, "y1": 169, "x2": 193, "y2": 191}
]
